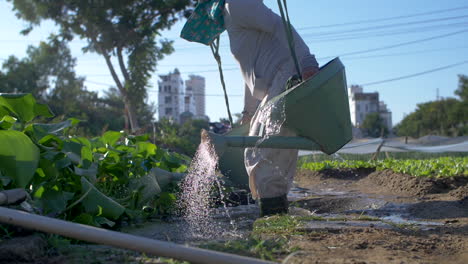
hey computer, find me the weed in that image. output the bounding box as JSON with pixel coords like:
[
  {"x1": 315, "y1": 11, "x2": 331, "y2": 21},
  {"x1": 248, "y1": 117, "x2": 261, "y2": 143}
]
[
  {"x1": 0, "y1": 224, "x2": 15, "y2": 241},
  {"x1": 356, "y1": 215, "x2": 381, "y2": 221},
  {"x1": 201, "y1": 237, "x2": 293, "y2": 262},
  {"x1": 253, "y1": 215, "x2": 304, "y2": 236},
  {"x1": 382, "y1": 221, "x2": 420, "y2": 231}
]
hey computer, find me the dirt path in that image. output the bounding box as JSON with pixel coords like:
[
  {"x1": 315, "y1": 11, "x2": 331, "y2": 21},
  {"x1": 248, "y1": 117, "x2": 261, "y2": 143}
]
[{"x1": 285, "y1": 169, "x2": 468, "y2": 264}]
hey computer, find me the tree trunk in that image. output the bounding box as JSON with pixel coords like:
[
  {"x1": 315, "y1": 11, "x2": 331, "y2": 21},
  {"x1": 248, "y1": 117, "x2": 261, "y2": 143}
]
[
  {"x1": 101, "y1": 50, "x2": 139, "y2": 132},
  {"x1": 116, "y1": 47, "x2": 140, "y2": 133}
]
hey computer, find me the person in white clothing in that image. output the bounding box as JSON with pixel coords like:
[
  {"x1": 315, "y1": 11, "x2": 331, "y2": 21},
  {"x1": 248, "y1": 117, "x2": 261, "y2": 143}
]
[{"x1": 182, "y1": 0, "x2": 319, "y2": 216}]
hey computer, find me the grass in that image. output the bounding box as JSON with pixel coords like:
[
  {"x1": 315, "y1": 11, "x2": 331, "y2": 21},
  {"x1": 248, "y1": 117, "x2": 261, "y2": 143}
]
[
  {"x1": 356, "y1": 215, "x2": 381, "y2": 222},
  {"x1": 199, "y1": 215, "x2": 305, "y2": 261},
  {"x1": 253, "y1": 215, "x2": 304, "y2": 236},
  {"x1": 201, "y1": 237, "x2": 294, "y2": 262}
]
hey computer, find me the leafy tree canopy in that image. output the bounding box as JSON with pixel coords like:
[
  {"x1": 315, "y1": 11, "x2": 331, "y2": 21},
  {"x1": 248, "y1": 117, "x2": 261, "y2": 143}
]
[
  {"x1": 0, "y1": 38, "x2": 125, "y2": 135},
  {"x1": 154, "y1": 118, "x2": 209, "y2": 156},
  {"x1": 455, "y1": 74, "x2": 468, "y2": 102},
  {"x1": 8, "y1": 0, "x2": 194, "y2": 131},
  {"x1": 395, "y1": 75, "x2": 467, "y2": 138},
  {"x1": 361, "y1": 112, "x2": 388, "y2": 138}
]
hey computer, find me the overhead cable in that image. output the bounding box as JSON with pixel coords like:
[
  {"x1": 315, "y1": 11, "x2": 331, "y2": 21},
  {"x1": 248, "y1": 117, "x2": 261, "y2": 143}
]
[{"x1": 361, "y1": 60, "x2": 468, "y2": 87}]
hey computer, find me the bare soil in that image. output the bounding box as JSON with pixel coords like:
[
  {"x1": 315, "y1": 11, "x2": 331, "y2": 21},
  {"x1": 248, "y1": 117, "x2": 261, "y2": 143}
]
[{"x1": 288, "y1": 169, "x2": 468, "y2": 264}]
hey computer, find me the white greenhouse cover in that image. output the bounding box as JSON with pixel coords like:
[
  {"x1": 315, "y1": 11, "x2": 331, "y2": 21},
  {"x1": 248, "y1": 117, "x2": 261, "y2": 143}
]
[{"x1": 299, "y1": 137, "x2": 468, "y2": 156}]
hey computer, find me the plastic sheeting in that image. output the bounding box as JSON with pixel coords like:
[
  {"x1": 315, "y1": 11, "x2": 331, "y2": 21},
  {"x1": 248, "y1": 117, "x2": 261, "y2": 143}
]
[{"x1": 299, "y1": 138, "x2": 468, "y2": 156}]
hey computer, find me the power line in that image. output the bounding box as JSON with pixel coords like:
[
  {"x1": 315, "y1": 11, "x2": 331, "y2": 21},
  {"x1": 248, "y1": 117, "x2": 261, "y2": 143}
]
[
  {"x1": 84, "y1": 80, "x2": 114, "y2": 86},
  {"x1": 81, "y1": 36, "x2": 468, "y2": 69},
  {"x1": 305, "y1": 22, "x2": 468, "y2": 42},
  {"x1": 174, "y1": 23, "x2": 467, "y2": 51},
  {"x1": 343, "y1": 46, "x2": 468, "y2": 61},
  {"x1": 86, "y1": 60, "x2": 468, "y2": 95},
  {"x1": 360, "y1": 60, "x2": 468, "y2": 87},
  {"x1": 83, "y1": 80, "x2": 244, "y2": 96},
  {"x1": 82, "y1": 46, "x2": 468, "y2": 77},
  {"x1": 147, "y1": 90, "x2": 243, "y2": 97},
  {"x1": 164, "y1": 5, "x2": 468, "y2": 41},
  {"x1": 10, "y1": 41, "x2": 468, "y2": 78},
  {"x1": 2, "y1": 6, "x2": 467, "y2": 50},
  {"x1": 318, "y1": 29, "x2": 468, "y2": 60},
  {"x1": 298, "y1": 5, "x2": 468, "y2": 30},
  {"x1": 302, "y1": 15, "x2": 468, "y2": 38},
  {"x1": 172, "y1": 7, "x2": 468, "y2": 50}
]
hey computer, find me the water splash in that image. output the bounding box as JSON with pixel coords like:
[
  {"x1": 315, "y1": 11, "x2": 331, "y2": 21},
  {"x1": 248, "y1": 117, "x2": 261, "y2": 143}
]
[
  {"x1": 248, "y1": 97, "x2": 288, "y2": 170},
  {"x1": 177, "y1": 140, "x2": 239, "y2": 239},
  {"x1": 255, "y1": 97, "x2": 286, "y2": 139}
]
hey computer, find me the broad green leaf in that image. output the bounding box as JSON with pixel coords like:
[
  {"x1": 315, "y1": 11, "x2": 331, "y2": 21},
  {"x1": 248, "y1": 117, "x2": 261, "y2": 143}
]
[
  {"x1": 0, "y1": 176, "x2": 11, "y2": 186},
  {"x1": 0, "y1": 93, "x2": 53, "y2": 123},
  {"x1": 38, "y1": 134, "x2": 64, "y2": 147},
  {"x1": 73, "y1": 213, "x2": 97, "y2": 226},
  {"x1": 129, "y1": 174, "x2": 162, "y2": 205},
  {"x1": 128, "y1": 134, "x2": 149, "y2": 143},
  {"x1": 25, "y1": 119, "x2": 73, "y2": 141},
  {"x1": 34, "y1": 186, "x2": 45, "y2": 198},
  {"x1": 95, "y1": 216, "x2": 115, "y2": 227},
  {"x1": 68, "y1": 118, "x2": 81, "y2": 126},
  {"x1": 71, "y1": 137, "x2": 91, "y2": 149},
  {"x1": 55, "y1": 156, "x2": 72, "y2": 170},
  {"x1": 81, "y1": 146, "x2": 93, "y2": 166},
  {"x1": 101, "y1": 131, "x2": 122, "y2": 147},
  {"x1": 62, "y1": 141, "x2": 83, "y2": 156},
  {"x1": 39, "y1": 189, "x2": 74, "y2": 214},
  {"x1": 0, "y1": 107, "x2": 9, "y2": 121},
  {"x1": 134, "y1": 142, "x2": 157, "y2": 158},
  {"x1": 0, "y1": 115, "x2": 17, "y2": 130},
  {"x1": 36, "y1": 168, "x2": 46, "y2": 178},
  {"x1": 0, "y1": 130, "x2": 39, "y2": 188},
  {"x1": 80, "y1": 177, "x2": 125, "y2": 220},
  {"x1": 74, "y1": 163, "x2": 97, "y2": 183},
  {"x1": 163, "y1": 152, "x2": 183, "y2": 168}
]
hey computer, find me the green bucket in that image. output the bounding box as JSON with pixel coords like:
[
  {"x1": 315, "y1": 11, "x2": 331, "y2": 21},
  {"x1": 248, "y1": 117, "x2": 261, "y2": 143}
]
[{"x1": 218, "y1": 57, "x2": 352, "y2": 189}]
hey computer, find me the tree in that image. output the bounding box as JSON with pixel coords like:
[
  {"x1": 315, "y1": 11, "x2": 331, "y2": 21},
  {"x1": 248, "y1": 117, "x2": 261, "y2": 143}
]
[
  {"x1": 8, "y1": 0, "x2": 193, "y2": 132},
  {"x1": 0, "y1": 38, "x2": 126, "y2": 136},
  {"x1": 395, "y1": 99, "x2": 462, "y2": 137},
  {"x1": 0, "y1": 56, "x2": 48, "y2": 96},
  {"x1": 153, "y1": 118, "x2": 209, "y2": 156},
  {"x1": 0, "y1": 36, "x2": 88, "y2": 109},
  {"x1": 455, "y1": 74, "x2": 468, "y2": 102},
  {"x1": 395, "y1": 75, "x2": 468, "y2": 137},
  {"x1": 361, "y1": 112, "x2": 388, "y2": 138}
]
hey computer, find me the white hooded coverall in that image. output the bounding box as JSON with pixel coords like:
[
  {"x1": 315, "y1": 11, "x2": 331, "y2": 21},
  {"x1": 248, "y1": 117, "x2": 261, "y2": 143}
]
[{"x1": 222, "y1": 0, "x2": 319, "y2": 199}]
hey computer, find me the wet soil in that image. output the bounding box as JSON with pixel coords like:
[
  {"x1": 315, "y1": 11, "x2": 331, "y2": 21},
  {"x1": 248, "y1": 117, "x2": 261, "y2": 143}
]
[
  {"x1": 289, "y1": 169, "x2": 468, "y2": 264},
  {"x1": 1, "y1": 169, "x2": 467, "y2": 264}
]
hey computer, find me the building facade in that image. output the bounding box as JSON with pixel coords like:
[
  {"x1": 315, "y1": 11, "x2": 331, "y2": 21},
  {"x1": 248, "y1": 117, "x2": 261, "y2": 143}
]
[
  {"x1": 158, "y1": 68, "x2": 185, "y2": 122},
  {"x1": 348, "y1": 85, "x2": 392, "y2": 130},
  {"x1": 185, "y1": 75, "x2": 206, "y2": 118},
  {"x1": 158, "y1": 70, "x2": 207, "y2": 123}
]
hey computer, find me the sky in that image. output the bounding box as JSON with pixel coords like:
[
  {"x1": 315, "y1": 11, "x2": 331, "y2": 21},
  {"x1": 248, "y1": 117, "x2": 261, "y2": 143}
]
[{"x1": 0, "y1": 0, "x2": 467, "y2": 126}]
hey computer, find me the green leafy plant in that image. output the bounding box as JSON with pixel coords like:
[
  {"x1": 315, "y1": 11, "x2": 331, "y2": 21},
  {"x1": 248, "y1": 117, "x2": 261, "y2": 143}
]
[
  {"x1": 0, "y1": 93, "x2": 188, "y2": 227},
  {"x1": 301, "y1": 157, "x2": 468, "y2": 178}
]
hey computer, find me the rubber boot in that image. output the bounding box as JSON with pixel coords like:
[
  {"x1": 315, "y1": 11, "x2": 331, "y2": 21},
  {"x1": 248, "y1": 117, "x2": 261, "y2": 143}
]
[{"x1": 258, "y1": 194, "x2": 289, "y2": 217}]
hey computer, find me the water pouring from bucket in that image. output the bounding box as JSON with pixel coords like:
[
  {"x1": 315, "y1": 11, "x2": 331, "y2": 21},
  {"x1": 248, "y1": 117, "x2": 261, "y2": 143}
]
[
  {"x1": 179, "y1": 58, "x2": 351, "y2": 236},
  {"x1": 205, "y1": 58, "x2": 353, "y2": 190}
]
